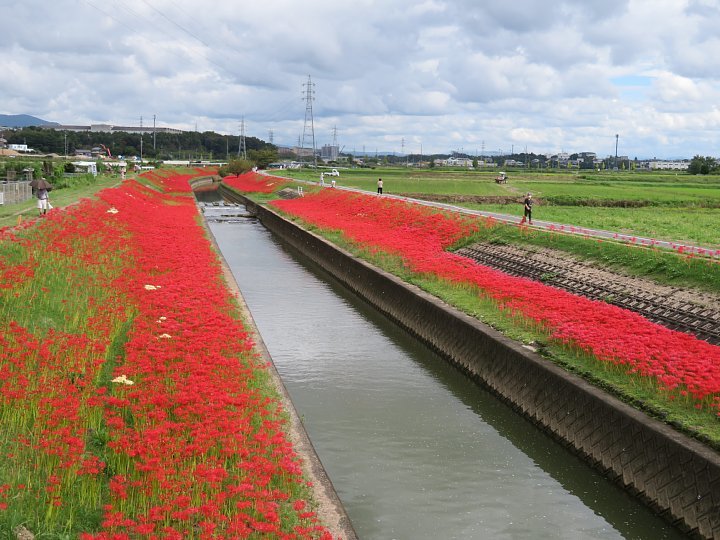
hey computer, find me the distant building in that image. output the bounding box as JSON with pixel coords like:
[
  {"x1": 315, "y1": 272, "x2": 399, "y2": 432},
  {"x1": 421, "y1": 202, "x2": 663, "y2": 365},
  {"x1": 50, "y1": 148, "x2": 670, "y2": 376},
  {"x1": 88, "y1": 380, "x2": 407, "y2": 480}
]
[
  {"x1": 647, "y1": 160, "x2": 689, "y2": 170},
  {"x1": 276, "y1": 146, "x2": 296, "y2": 158},
  {"x1": 445, "y1": 157, "x2": 473, "y2": 167},
  {"x1": 292, "y1": 146, "x2": 315, "y2": 159},
  {"x1": 320, "y1": 144, "x2": 339, "y2": 161},
  {"x1": 40, "y1": 124, "x2": 183, "y2": 135}
]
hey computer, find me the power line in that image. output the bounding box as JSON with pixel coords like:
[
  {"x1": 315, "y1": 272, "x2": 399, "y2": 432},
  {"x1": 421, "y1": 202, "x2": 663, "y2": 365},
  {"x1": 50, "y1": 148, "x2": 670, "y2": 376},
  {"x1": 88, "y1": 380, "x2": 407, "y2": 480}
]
[
  {"x1": 137, "y1": 0, "x2": 212, "y2": 48},
  {"x1": 84, "y1": 0, "x2": 233, "y2": 80}
]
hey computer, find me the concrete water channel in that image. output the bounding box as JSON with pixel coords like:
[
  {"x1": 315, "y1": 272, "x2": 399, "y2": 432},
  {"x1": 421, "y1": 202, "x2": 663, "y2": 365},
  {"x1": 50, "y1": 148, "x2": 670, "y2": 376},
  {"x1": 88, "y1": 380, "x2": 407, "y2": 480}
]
[{"x1": 197, "y1": 191, "x2": 684, "y2": 539}]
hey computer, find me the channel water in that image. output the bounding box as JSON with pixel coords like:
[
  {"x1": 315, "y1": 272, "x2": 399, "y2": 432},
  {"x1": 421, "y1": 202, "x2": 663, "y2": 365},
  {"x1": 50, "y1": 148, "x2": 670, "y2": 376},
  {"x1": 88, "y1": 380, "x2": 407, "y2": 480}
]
[{"x1": 198, "y1": 192, "x2": 683, "y2": 539}]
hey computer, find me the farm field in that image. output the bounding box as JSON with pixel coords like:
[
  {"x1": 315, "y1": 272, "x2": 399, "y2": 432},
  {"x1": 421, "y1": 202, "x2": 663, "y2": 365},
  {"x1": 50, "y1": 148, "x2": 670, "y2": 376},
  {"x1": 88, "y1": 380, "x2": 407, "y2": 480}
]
[{"x1": 270, "y1": 167, "x2": 720, "y2": 249}]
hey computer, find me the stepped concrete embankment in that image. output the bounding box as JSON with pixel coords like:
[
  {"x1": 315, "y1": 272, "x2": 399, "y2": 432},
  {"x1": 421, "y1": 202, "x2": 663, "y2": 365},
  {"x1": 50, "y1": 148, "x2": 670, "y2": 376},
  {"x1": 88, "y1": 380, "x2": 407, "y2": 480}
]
[{"x1": 220, "y1": 185, "x2": 720, "y2": 539}]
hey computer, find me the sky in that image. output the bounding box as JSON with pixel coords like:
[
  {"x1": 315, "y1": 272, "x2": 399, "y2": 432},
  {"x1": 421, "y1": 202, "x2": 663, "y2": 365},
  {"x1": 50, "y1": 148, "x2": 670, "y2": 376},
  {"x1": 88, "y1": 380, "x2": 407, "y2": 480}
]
[{"x1": 2, "y1": 0, "x2": 720, "y2": 159}]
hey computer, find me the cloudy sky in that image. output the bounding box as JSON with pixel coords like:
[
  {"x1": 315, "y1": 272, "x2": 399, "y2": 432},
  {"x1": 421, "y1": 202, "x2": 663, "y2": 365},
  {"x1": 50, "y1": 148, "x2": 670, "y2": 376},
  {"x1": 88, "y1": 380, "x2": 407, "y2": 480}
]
[{"x1": 2, "y1": 0, "x2": 719, "y2": 158}]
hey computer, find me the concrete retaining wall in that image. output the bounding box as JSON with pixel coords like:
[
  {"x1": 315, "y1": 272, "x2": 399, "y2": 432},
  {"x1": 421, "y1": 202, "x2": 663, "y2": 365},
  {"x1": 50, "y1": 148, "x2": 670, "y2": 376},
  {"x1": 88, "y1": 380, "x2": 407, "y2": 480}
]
[{"x1": 221, "y1": 186, "x2": 720, "y2": 539}]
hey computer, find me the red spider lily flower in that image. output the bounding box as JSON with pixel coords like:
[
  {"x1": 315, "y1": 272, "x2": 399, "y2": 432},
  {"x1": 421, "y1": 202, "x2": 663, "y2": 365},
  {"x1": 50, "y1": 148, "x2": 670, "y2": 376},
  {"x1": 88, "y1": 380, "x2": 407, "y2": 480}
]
[{"x1": 272, "y1": 189, "x2": 720, "y2": 414}]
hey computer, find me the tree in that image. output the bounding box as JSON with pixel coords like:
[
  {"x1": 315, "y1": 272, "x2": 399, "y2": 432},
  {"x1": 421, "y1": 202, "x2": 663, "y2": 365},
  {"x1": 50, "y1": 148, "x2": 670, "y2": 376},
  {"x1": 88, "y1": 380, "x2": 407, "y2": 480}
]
[
  {"x1": 218, "y1": 159, "x2": 254, "y2": 177},
  {"x1": 687, "y1": 155, "x2": 718, "y2": 175},
  {"x1": 248, "y1": 148, "x2": 279, "y2": 169}
]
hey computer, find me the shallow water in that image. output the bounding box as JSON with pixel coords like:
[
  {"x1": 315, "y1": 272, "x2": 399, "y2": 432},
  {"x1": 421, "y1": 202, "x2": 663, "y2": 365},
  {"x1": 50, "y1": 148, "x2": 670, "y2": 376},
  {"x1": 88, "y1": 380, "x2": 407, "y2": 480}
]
[{"x1": 200, "y1": 194, "x2": 683, "y2": 540}]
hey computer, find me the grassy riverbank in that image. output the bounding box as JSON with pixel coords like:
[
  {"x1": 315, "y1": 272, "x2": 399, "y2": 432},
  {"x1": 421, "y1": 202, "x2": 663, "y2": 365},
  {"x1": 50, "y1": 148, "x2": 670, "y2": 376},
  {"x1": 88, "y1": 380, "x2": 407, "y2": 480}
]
[
  {"x1": 0, "y1": 173, "x2": 122, "y2": 228},
  {"x1": 228, "y1": 174, "x2": 720, "y2": 448},
  {"x1": 0, "y1": 171, "x2": 333, "y2": 537},
  {"x1": 267, "y1": 169, "x2": 720, "y2": 294}
]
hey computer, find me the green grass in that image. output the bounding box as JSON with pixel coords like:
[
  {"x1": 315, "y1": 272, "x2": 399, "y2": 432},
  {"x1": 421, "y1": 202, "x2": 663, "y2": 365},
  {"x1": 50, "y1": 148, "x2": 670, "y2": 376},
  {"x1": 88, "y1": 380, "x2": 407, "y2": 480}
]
[
  {"x1": 270, "y1": 167, "x2": 511, "y2": 195},
  {"x1": 0, "y1": 217, "x2": 133, "y2": 535},
  {"x1": 463, "y1": 203, "x2": 720, "y2": 248},
  {"x1": 511, "y1": 179, "x2": 720, "y2": 206},
  {"x1": 0, "y1": 173, "x2": 124, "y2": 228},
  {"x1": 273, "y1": 167, "x2": 720, "y2": 201}
]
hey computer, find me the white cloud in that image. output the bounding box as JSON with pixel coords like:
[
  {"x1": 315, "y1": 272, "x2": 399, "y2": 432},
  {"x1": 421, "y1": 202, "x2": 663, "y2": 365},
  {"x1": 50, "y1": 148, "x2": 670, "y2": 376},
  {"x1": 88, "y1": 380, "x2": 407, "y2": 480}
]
[{"x1": 0, "y1": 0, "x2": 719, "y2": 157}]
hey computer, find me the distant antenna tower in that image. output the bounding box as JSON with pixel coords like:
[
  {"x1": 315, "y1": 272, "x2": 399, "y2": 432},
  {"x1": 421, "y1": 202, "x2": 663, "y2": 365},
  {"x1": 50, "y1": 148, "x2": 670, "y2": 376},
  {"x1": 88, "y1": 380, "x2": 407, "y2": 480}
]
[
  {"x1": 301, "y1": 75, "x2": 317, "y2": 167},
  {"x1": 238, "y1": 116, "x2": 246, "y2": 159},
  {"x1": 331, "y1": 126, "x2": 338, "y2": 147},
  {"x1": 268, "y1": 129, "x2": 274, "y2": 145}
]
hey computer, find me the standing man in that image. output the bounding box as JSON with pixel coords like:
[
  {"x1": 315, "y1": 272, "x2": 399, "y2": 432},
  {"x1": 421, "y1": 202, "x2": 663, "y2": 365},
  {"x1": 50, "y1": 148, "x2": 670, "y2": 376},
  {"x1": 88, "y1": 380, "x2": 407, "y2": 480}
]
[
  {"x1": 377, "y1": 177, "x2": 383, "y2": 195},
  {"x1": 520, "y1": 193, "x2": 533, "y2": 225}
]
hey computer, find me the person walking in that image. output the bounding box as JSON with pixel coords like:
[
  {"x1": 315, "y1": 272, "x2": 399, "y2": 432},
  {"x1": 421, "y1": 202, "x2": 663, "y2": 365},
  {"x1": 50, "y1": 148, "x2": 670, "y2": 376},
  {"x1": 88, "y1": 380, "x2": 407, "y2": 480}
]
[
  {"x1": 37, "y1": 183, "x2": 51, "y2": 216},
  {"x1": 377, "y1": 178, "x2": 383, "y2": 195},
  {"x1": 520, "y1": 193, "x2": 533, "y2": 225}
]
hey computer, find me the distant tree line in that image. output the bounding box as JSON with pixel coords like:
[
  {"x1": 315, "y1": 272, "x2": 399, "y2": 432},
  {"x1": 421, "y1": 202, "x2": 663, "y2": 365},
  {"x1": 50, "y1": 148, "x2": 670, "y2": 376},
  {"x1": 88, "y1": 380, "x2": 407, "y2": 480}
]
[
  {"x1": 3, "y1": 126, "x2": 276, "y2": 162},
  {"x1": 687, "y1": 155, "x2": 720, "y2": 175}
]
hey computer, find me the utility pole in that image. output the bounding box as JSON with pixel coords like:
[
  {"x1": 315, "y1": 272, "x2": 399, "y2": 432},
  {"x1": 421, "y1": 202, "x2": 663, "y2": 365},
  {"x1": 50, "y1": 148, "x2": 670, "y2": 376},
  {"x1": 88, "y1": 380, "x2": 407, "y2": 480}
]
[
  {"x1": 301, "y1": 75, "x2": 317, "y2": 167},
  {"x1": 329, "y1": 126, "x2": 339, "y2": 161},
  {"x1": 615, "y1": 133, "x2": 619, "y2": 170},
  {"x1": 153, "y1": 114, "x2": 156, "y2": 151}
]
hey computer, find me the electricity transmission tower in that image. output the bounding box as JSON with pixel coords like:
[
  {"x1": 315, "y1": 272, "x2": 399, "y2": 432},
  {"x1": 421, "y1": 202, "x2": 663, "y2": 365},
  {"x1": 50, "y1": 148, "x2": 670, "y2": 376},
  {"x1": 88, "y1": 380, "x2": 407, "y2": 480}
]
[
  {"x1": 301, "y1": 75, "x2": 317, "y2": 167},
  {"x1": 238, "y1": 117, "x2": 246, "y2": 159}
]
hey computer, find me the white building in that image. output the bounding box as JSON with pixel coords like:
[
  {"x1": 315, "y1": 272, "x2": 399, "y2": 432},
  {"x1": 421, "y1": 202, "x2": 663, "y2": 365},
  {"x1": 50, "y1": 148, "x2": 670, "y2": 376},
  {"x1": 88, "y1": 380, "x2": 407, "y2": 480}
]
[
  {"x1": 445, "y1": 157, "x2": 474, "y2": 167},
  {"x1": 647, "y1": 160, "x2": 689, "y2": 170}
]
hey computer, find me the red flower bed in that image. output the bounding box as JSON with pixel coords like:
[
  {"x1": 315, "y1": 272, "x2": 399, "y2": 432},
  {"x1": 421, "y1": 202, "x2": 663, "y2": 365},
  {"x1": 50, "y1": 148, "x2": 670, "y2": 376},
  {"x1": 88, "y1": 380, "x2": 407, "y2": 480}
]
[
  {"x1": 87, "y1": 180, "x2": 331, "y2": 537},
  {"x1": 138, "y1": 170, "x2": 195, "y2": 193},
  {"x1": 0, "y1": 174, "x2": 332, "y2": 538},
  {"x1": 223, "y1": 172, "x2": 288, "y2": 193},
  {"x1": 272, "y1": 190, "x2": 720, "y2": 413}
]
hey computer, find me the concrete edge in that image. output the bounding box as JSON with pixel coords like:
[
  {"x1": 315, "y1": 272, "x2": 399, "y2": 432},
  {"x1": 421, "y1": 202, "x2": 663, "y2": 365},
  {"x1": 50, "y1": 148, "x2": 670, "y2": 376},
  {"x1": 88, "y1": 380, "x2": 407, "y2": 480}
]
[
  {"x1": 224, "y1": 187, "x2": 720, "y2": 539},
  {"x1": 195, "y1": 197, "x2": 358, "y2": 540}
]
